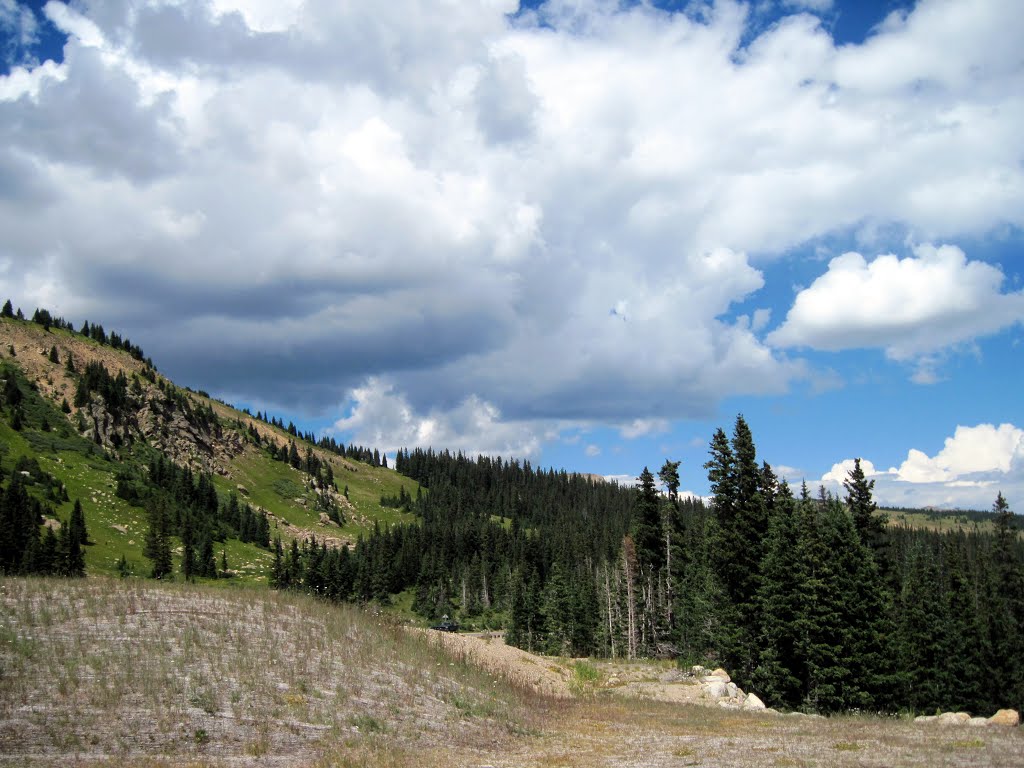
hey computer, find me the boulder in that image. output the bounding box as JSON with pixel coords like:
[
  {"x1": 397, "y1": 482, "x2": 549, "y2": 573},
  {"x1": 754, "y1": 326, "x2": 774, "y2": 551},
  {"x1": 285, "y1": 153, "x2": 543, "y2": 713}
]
[
  {"x1": 936, "y1": 712, "x2": 971, "y2": 725},
  {"x1": 967, "y1": 717, "x2": 990, "y2": 727},
  {"x1": 711, "y1": 668, "x2": 731, "y2": 682},
  {"x1": 989, "y1": 709, "x2": 1020, "y2": 727},
  {"x1": 691, "y1": 665, "x2": 706, "y2": 678},
  {"x1": 914, "y1": 716, "x2": 937, "y2": 724},
  {"x1": 726, "y1": 682, "x2": 739, "y2": 698},
  {"x1": 742, "y1": 693, "x2": 766, "y2": 711},
  {"x1": 703, "y1": 681, "x2": 730, "y2": 700}
]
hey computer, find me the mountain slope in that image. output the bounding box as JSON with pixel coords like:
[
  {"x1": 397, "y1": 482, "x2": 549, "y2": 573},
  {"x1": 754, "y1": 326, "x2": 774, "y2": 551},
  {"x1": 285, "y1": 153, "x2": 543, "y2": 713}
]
[{"x1": 0, "y1": 314, "x2": 416, "y2": 583}]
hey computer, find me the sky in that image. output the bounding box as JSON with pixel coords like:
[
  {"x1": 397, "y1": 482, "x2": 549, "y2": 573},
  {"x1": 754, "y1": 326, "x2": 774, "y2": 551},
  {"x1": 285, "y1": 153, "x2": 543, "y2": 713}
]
[{"x1": 0, "y1": 0, "x2": 1022, "y2": 510}]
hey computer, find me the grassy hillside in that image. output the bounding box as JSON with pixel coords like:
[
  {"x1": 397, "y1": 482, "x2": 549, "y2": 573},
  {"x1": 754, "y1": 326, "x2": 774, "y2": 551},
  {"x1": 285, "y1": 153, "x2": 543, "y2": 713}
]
[
  {"x1": 1, "y1": 577, "x2": 1020, "y2": 767},
  {"x1": 0, "y1": 314, "x2": 416, "y2": 586},
  {"x1": 0, "y1": 577, "x2": 539, "y2": 767}
]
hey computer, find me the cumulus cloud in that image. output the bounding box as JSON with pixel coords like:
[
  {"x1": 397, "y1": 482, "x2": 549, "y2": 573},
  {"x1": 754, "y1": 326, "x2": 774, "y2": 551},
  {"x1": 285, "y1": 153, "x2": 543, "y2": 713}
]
[
  {"x1": 0, "y1": 0, "x2": 1021, "y2": 452},
  {"x1": 768, "y1": 245, "x2": 1024, "y2": 367},
  {"x1": 0, "y1": 0, "x2": 38, "y2": 65},
  {"x1": 781, "y1": 0, "x2": 834, "y2": 13},
  {"x1": 332, "y1": 378, "x2": 545, "y2": 459},
  {"x1": 620, "y1": 419, "x2": 670, "y2": 439},
  {"x1": 813, "y1": 424, "x2": 1024, "y2": 509}
]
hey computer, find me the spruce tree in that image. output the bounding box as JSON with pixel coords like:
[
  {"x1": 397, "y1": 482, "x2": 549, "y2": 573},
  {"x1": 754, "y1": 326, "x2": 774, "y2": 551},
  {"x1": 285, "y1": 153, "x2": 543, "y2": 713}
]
[
  {"x1": 896, "y1": 542, "x2": 947, "y2": 712},
  {"x1": 988, "y1": 492, "x2": 1024, "y2": 711},
  {"x1": 658, "y1": 460, "x2": 681, "y2": 502},
  {"x1": 844, "y1": 458, "x2": 888, "y2": 565},
  {"x1": 754, "y1": 481, "x2": 805, "y2": 708},
  {"x1": 180, "y1": 512, "x2": 196, "y2": 581},
  {"x1": 69, "y1": 499, "x2": 90, "y2": 546},
  {"x1": 631, "y1": 467, "x2": 663, "y2": 571},
  {"x1": 57, "y1": 516, "x2": 85, "y2": 577},
  {"x1": 144, "y1": 503, "x2": 173, "y2": 579}
]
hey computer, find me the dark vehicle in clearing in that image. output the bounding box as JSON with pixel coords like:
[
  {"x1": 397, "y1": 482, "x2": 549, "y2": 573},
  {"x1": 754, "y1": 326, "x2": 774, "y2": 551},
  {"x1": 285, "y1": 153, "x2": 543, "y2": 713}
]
[{"x1": 430, "y1": 616, "x2": 459, "y2": 632}]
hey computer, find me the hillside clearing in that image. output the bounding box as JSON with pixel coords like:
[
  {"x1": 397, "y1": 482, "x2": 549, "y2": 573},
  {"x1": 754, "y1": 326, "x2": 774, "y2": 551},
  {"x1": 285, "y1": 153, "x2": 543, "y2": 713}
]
[{"x1": 1, "y1": 578, "x2": 1020, "y2": 767}]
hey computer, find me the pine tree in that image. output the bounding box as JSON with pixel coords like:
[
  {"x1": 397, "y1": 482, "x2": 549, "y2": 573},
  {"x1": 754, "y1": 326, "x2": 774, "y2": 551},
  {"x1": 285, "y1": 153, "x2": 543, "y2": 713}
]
[
  {"x1": 197, "y1": 533, "x2": 217, "y2": 579},
  {"x1": 753, "y1": 481, "x2": 805, "y2": 708},
  {"x1": 844, "y1": 458, "x2": 888, "y2": 566},
  {"x1": 941, "y1": 536, "x2": 988, "y2": 712},
  {"x1": 69, "y1": 499, "x2": 90, "y2": 546},
  {"x1": 705, "y1": 416, "x2": 767, "y2": 682},
  {"x1": 144, "y1": 503, "x2": 173, "y2": 579},
  {"x1": 270, "y1": 537, "x2": 286, "y2": 588},
  {"x1": 57, "y1": 516, "x2": 85, "y2": 577},
  {"x1": 896, "y1": 542, "x2": 947, "y2": 712},
  {"x1": 631, "y1": 467, "x2": 663, "y2": 571},
  {"x1": 180, "y1": 513, "x2": 196, "y2": 581},
  {"x1": 658, "y1": 460, "x2": 681, "y2": 502},
  {"x1": 988, "y1": 493, "x2": 1024, "y2": 711}
]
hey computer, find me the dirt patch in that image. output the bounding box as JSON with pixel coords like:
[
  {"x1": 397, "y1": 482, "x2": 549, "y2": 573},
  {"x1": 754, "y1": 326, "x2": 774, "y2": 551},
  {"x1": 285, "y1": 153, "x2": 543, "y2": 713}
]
[
  {"x1": 421, "y1": 631, "x2": 705, "y2": 706},
  {"x1": 423, "y1": 631, "x2": 574, "y2": 698}
]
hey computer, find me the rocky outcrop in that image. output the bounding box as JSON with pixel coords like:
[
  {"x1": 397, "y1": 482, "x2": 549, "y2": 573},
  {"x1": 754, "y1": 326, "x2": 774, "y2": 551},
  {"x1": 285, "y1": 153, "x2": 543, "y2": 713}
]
[
  {"x1": 989, "y1": 709, "x2": 1020, "y2": 727},
  {"x1": 692, "y1": 666, "x2": 767, "y2": 711},
  {"x1": 915, "y1": 708, "x2": 1019, "y2": 727}
]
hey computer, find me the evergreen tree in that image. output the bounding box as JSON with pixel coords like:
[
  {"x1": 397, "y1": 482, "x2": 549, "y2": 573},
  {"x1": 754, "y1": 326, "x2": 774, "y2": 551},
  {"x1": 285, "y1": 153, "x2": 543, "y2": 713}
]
[
  {"x1": 144, "y1": 503, "x2": 173, "y2": 579},
  {"x1": 69, "y1": 499, "x2": 90, "y2": 546},
  {"x1": 197, "y1": 533, "x2": 217, "y2": 579},
  {"x1": 631, "y1": 467, "x2": 663, "y2": 571},
  {"x1": 270, "y1": 537, "x2": 286, "y2": 588},
  {"x1": 53, "y1": 512, "x2": 86, "y2": 578},
  {"x1": 753, "y1": 482, "x2": 805, "y2": 708},
  {"x1": 180, "y1": 512, "x2": 196, "y2": 581},
  {"x1": 705, "y1": 415, "x2": 766, "y2": 682},
  {"x1": 1, "y1": 299, "x2": 12, "y2": 318},
  {"x1": 3, "y1": 373, "x2": 22, "y2": 407},
  {"x1": 988, "y1": 493, "x2": 1024, "y2": 711},
  {"x1": 844, "y1": 458, "x2": 888, "y2": 565},
  {"x1": 658, "y1": 460, "x2": 681, "y2": 502},
  {"x1": 941, "y1": 537, "x2": 988, "y2": 712},
  {"x1": 896, "y1": 541, "x2": 947, "y2": 712}
]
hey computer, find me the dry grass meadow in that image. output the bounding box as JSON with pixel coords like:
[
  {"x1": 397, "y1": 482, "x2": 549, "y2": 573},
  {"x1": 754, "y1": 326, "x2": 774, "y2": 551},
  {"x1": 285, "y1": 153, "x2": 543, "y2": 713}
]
[{"x1": 1, "y1": 577, "x2": 1020, "y2": 767}]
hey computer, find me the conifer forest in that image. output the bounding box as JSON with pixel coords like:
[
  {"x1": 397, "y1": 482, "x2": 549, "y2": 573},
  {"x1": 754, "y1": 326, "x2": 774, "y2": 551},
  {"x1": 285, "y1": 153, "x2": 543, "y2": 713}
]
[{"x1": 272, "y1": 415, "x2": 1024, "y2": 715}]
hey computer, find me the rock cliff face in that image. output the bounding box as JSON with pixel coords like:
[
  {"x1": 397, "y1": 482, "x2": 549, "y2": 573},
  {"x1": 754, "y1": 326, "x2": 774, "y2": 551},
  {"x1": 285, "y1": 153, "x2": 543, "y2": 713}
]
[
  {"x1": 77, "y1": 383, "x2": 245, "y2": 477},
  {"x1": 138, "y1": 397, "x2": 245, "y2": 476}
]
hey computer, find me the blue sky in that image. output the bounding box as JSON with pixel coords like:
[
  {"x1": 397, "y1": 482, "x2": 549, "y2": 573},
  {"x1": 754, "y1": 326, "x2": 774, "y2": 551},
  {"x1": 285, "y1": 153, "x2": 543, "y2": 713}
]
[{"x1": 1, "y1": 0, "x2": 1022, "y2": 509}]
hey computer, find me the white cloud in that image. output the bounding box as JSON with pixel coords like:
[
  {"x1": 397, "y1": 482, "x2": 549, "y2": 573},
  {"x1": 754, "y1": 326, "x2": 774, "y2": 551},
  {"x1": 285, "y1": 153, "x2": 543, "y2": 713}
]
[
  {"x1": 585, "y1": 443, "x2": 601, "y2": 457},
  {"x1": 781, "y1": 0, "x2": 834, "y2": 12},
  {"x1": 620, "y1": 419, "x2": 670, "y2": 439},
  {"x1": 0, "y1": 0, "x2": 1021, "y2": 444},
  {"x1": 0, "y1": 0, "x2": 38, "y2": 53},
  {"x1": 821, "y1": 457, "x2": 881, "y2": 485},
  {"x1": 332, "y1": 378, "x2": 545, "y2": 459},
  {"x1": 816, "y1": 424, "x2": 1024, "y2": 509},
  {"x1": 893, "y1": 423, "x2": 1024, "y2": 483},
  {"x1": 768, "y1": 245, "x2": 1024, "y2": 365}
]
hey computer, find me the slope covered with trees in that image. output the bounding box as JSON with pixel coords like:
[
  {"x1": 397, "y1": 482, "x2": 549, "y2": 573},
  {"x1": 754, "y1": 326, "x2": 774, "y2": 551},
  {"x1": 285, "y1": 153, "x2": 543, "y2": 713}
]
[
  {"x1": 2, "y1": 302, "x2": 1020, "y2": 716},
  {"x1": 0, "y1": 304, "x2": 409, "y2": 585},
  {"x1": 275, "y1": 414, "x2": 1023, "y2": 715}
]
